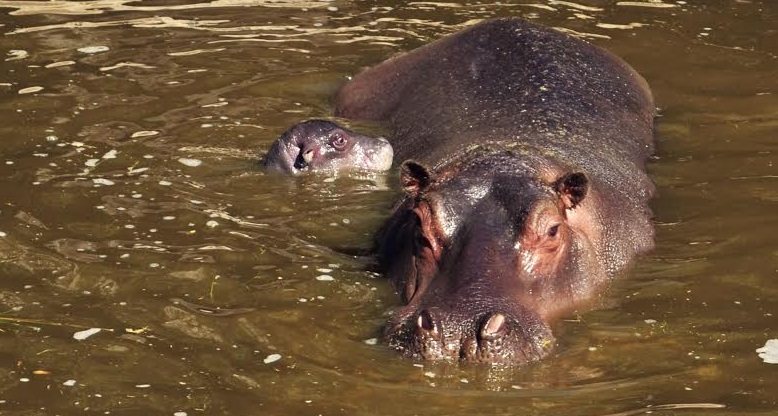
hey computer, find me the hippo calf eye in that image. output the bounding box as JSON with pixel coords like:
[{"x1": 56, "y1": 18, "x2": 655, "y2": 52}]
[
  {"x1": 329, "y1": 134, "x2": 348, "y2": 150},
  {"x1": 547, "y1": 224, "x2": 560, "y2": 238}
]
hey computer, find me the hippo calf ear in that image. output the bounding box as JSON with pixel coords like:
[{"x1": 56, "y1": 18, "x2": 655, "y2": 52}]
[
  {"x1": 554, "y1": 172, "x2": 588, "y2": 209},
  {"x1": 401, "y1": 160, "x2": 432, "y2": 195}
]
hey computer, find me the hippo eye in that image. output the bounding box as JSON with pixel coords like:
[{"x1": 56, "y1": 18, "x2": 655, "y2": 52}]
[
  {"x1": 547, "y1": 224, "x2": 560, "y2": 238},
  {"x1": 329, "y1": 134, "x2": 348, "y2": 151}
]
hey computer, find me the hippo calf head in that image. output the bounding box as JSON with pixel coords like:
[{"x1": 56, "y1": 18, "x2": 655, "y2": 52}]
[
  {"x1": 263, "y1": 120, "x2": 393, "y2": 175},
  {"x1": 379, "y1": 155, "x2": 606, "y2": 364}
]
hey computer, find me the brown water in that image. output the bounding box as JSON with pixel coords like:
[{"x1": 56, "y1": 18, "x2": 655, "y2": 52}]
[{"x1": 0, "y1": 1, "x2": 775, "y2": 415}]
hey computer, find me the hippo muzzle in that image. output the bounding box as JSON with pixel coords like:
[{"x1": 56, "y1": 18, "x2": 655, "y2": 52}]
[{"x1": 386, "y1": 300, "x2": 554, "y2": 364}]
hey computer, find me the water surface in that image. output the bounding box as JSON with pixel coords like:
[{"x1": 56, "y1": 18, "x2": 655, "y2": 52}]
[{"x1": 0, "y1": 1, "x2": 775, "y2": 415}]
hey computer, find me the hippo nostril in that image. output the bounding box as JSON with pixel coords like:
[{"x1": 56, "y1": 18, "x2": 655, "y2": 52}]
[
  {"x1": 479, "y1": 312, "x2": 507, "y2": 341},
  {"x1": 302, "y1": 148, "x2": 315, "y2": 164},
  {"x1": 416, "y1": 309, "x2": 439, "y2": 335}
]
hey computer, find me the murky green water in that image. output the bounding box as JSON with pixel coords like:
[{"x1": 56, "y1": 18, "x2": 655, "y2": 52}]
[{"x1": 0, "y1": 1, "x2": 775, "y2": 415}]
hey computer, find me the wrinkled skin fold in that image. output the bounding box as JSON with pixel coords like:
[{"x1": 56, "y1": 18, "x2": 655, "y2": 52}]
[{"x1": 333, "y1": 18, "x2": 656, "y2": 364}]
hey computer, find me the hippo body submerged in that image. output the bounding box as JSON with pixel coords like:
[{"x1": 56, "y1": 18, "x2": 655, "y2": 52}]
[{"x1": 334, "y1": 18, "x2": 656, "y2": 363}]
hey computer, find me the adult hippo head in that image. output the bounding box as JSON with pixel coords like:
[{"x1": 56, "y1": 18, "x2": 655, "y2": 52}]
[
  {"x1": 378, "y1": 155, "x2": 610, "y2": 363},
  {"x1": 263, "y1": 120, "x2": 393, "y2": 174}
]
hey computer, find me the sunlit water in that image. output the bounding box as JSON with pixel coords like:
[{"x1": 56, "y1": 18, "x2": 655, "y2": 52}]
[{"x1": 0, "y1": 1, "x2": 775, "y2": 415}]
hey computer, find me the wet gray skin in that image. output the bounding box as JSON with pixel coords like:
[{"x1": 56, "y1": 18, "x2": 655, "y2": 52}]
[
  {"x1": 263, "y1": 119, "x2": 393, "y2": 174},
  {"x1": 335, "y1": 18, "x2": 656, "y2": 364},
  {"x1": 379, "y1": 158, "x2": 597, "y2": 364}
]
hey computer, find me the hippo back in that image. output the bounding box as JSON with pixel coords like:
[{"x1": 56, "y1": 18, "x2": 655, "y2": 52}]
[
  {"x1": 335, "y1": 18, "x2": 656, "y2": 266},
  {"x1": 335, "y1": 18, "x2": 654, "y2": 164}
]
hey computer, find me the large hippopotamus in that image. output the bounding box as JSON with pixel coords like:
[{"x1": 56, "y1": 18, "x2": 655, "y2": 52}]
[{"x1": 333, "y1": 18, "x2": 656, "y2": 363}]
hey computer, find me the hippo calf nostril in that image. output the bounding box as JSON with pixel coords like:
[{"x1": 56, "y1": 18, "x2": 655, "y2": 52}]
[
  {"x1": 479, "y1": 312, "x2": 507, "y2": 341},
  {"x1": 302, "y1": 148, "x2": 315, "y2": 164}
]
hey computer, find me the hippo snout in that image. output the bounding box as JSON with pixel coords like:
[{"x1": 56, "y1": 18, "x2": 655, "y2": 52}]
[{"x1": 386, "y1": 306, "x2": 554, "y2": 364}]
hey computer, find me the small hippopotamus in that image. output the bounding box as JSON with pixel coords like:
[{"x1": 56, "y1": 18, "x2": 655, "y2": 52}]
[
  {"x1": 334, "y1": 18, "x2": 656, "y2": 363},
  {"x1": 263, "y1": 119, "x2": 393, "y2": 174}
]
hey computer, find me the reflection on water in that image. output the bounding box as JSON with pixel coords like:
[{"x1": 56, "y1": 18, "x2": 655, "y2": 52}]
[{"x1": 0, "y1": 0, "x2": 775, "y2": 415}]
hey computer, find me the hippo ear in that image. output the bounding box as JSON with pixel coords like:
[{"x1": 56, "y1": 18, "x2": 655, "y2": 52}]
[
  {"x1": 400, "y1": 160, "x2": 432, "y2": 195},
  {"x1": 554, "y1": 172, "x2": 588, "y2": 209}
]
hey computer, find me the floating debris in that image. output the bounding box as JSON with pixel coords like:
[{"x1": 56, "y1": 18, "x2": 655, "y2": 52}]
[
  {"x1": 597, "y1": 22, "x2": 646, "y2": 29},
  {"x1": 168, "y1": 48, "x2": 225, "y2": 57},
  {"x1": 18, "y1": 86, "x2": 43, "y2": 94},
  {"x1": 364, "y1": 338, "x2": 378, "y2": 345},
  {"x1": 198, "y1": 245, "x2": 233, "y2": 251},
  {"x1": 178, "y1": 158, "x2": 202, "y2": 167},
  {"x1": 263, "y1": 353, "x2": 282, "y2": 364},
  {"x1": 616, "y1": 1, "x2": 677, "y2": 7},
  {"x1": 73, "y1": 327, "x2": 102, "y2": 340},
  {"x1": 202, "y1": 102, "x2": 228, "y2": 108},
  {"x1": 45, "y1": 60, "x2": 76, "y2": 68},
  {"x1": 77, "y1": 45, "x2": 110, "y2": 54},
  {"x1": 548, "y1": 1, "x2": 603, "y2": 11},
  {"x1": 130, "y1": 130, "x2": 159, "y2": 139},
  {"x1": 100, "y1": 62, "x2": 156, "y2": 71},
  {"x1": 63, "y1": 379, "x2": 77, "y2": 387},
  {"x1": 6, "y1": 49, "x2": 28, "y2": 61},
  {"x1": 92, "y1": 178, "x2": 115, "y2": 186},
  {"x1": 757, "y1": 339, "x2": 778, "y2": 364},
  {"x1": 102, "y1": 149, "x2": 118, "y2": 159}
]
